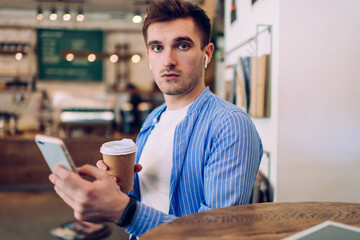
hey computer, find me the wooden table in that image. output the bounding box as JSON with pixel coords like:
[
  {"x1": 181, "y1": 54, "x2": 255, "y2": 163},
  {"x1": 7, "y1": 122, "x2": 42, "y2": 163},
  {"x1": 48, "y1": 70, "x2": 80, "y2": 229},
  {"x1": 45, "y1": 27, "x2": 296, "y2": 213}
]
[{"x1": 141, "y1": 202, "x2": 360, "y2": 240}]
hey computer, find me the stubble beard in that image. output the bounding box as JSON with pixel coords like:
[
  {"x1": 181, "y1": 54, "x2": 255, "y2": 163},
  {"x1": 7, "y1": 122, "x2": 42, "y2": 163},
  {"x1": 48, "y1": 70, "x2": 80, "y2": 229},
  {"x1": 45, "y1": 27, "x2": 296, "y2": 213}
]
[{"x1": 156, "y1": 58, "x2": 204, "y2": 96}]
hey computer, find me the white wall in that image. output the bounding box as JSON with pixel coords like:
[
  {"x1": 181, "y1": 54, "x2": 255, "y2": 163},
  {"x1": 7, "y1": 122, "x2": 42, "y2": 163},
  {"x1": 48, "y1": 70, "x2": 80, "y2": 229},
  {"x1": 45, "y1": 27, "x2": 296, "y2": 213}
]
[
  {"x1": 224, "y1": 0, "x2": 360, "y2": 202},
  {"x1": 277, "y1": 0, "x2": 360, "y2": 202}
]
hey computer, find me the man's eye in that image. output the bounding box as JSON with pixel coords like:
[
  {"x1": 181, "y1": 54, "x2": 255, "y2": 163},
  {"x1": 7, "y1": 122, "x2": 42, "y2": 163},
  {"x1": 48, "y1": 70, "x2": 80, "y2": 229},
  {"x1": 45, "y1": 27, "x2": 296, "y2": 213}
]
[
  {"x1": 152, "y1": 45, "x2": 163, "y2": 52},
  {"x1": 178, "y1": 43, "x2": 190, "y2": 50}
]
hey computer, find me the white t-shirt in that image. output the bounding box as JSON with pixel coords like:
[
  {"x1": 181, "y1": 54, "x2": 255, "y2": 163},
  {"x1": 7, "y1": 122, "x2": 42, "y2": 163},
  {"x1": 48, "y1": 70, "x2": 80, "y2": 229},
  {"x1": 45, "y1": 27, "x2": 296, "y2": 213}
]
[{"x1": 138, "y1": 103, "x2": 191, "y2": 213}]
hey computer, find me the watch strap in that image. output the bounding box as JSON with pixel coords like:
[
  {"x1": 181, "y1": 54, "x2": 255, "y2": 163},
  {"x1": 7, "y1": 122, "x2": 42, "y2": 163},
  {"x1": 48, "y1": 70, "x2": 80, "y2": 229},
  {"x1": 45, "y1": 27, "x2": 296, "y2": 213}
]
[{"x1": 117, "y1": 195, "x2": 137, "y2": 227}]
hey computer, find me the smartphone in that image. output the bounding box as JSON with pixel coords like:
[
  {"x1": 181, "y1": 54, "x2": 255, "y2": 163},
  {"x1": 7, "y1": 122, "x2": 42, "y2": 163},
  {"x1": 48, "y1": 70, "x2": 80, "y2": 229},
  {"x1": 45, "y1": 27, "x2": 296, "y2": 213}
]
[{"x1": 35, "y1": 134, "x2": 78, "y2": 173}]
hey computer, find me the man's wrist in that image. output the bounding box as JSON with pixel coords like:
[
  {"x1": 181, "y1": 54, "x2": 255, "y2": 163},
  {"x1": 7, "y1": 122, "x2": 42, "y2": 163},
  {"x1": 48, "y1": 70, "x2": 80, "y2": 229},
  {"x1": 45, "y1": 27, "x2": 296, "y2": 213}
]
[{"x1": 116, "y1": 195, "x2": 137, "y2": 227}]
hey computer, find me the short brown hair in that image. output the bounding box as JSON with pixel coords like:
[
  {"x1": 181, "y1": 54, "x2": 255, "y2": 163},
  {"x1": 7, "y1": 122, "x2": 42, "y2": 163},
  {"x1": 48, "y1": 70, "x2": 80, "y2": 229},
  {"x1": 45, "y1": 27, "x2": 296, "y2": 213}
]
[{"x1": 142, "y1": 0, "x2": 211, "y2": 50}]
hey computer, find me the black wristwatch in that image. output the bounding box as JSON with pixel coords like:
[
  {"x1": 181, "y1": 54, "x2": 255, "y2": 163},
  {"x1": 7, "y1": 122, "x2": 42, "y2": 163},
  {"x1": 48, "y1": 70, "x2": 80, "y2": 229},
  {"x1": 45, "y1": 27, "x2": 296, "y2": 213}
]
[{"x1": 117, "y1": 195, "x2": 137, "y2": 227}]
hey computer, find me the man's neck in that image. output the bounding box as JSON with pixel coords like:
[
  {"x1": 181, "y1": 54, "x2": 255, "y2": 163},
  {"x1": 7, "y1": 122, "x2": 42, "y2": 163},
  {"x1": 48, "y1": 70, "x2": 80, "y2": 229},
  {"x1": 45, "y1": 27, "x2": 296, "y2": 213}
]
[{"x1": 164, "y1": 85, "x2": 206, "y2": 110}]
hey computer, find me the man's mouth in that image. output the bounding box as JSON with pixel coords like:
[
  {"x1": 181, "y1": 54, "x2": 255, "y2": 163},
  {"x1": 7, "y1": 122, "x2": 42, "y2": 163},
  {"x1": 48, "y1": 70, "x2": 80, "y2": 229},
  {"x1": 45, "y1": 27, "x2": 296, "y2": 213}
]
[{"x1": 161, "y1": 72, "x2": 181, "y2": 79}]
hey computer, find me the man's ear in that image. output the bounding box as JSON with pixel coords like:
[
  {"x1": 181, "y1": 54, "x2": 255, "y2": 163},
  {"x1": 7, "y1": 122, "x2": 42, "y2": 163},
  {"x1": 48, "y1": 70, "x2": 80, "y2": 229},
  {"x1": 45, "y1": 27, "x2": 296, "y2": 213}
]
[{"x1": 204, "y1": 43, "x2": 215, "y2": 67}]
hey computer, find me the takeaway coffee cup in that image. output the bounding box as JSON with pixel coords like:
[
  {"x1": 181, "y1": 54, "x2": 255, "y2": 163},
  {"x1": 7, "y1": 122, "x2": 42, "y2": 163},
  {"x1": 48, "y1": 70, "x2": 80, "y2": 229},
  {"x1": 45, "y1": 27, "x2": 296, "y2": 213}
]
[{"x1": 100, "y1": 139, "x2": 137, "y2": 193}]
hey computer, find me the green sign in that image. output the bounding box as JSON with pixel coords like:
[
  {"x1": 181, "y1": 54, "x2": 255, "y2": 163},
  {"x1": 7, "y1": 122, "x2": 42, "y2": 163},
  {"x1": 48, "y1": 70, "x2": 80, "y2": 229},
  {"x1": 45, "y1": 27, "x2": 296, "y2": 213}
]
[{"x1": 37, "y1": 29, "x2": 103, "y2": 81}]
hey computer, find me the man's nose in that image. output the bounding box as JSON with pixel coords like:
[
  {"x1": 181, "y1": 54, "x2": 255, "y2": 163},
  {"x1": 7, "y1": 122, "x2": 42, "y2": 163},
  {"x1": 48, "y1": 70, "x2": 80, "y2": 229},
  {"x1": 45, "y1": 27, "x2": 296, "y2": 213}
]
[{"x1": 163, "y1": 49, "x2": 177, "y2": 70}]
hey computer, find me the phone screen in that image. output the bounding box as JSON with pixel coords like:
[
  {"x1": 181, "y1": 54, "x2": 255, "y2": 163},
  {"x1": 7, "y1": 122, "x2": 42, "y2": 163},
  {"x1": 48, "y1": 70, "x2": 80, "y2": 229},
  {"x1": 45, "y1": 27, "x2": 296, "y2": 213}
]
[{"x1": 35, "y1": 134, "x2": 77, "y2": 173}]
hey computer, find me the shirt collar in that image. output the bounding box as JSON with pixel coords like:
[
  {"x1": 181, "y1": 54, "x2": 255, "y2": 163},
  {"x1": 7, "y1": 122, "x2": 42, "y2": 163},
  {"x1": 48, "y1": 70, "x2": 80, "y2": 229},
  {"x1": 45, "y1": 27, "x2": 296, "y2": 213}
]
[{"x1": 140, "y1": 87, "x2": 212, "y2": 131}]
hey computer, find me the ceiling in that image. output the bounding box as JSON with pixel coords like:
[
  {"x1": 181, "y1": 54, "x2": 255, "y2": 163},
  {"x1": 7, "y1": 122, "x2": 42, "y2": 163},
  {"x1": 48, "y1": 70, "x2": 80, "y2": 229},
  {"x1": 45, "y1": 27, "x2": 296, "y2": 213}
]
[{"x1": 0, "y1": 0, "x2": 152, "y2": 14}]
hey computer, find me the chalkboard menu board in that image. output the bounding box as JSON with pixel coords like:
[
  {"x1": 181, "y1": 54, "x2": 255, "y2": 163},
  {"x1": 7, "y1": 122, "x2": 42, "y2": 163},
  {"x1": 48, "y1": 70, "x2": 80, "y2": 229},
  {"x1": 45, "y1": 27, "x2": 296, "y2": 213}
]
[{"x1": 37, "y1": 29, "x2": 103, "y2": 81}]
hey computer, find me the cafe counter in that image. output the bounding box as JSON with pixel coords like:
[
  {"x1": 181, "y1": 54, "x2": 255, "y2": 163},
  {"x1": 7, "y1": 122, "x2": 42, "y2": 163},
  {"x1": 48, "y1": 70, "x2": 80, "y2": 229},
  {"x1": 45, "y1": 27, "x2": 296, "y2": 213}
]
[{"x1": 0, "y1": 132, "x2": 136, "y2": 189}]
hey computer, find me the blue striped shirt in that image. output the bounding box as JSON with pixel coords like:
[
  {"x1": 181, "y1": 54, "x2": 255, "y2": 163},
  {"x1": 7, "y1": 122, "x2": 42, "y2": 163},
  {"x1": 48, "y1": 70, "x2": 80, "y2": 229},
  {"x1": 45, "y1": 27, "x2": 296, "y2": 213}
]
[{"x1": 126, "y1": 87, "x2": 263, "y2": 237}]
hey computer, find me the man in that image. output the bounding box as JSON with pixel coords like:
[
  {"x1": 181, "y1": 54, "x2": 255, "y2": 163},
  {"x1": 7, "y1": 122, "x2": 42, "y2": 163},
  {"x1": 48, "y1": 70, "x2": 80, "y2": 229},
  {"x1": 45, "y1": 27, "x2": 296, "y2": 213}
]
[{"x1": 49, "y1": 0, "x2": 263, "y2": 238}]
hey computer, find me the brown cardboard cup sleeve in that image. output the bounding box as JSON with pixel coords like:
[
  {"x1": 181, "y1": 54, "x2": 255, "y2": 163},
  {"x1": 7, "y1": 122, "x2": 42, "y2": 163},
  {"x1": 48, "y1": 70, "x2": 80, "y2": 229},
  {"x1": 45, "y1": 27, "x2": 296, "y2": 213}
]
[{"x1": 100, "y1": 139, "x2": 137, "y2": 193}]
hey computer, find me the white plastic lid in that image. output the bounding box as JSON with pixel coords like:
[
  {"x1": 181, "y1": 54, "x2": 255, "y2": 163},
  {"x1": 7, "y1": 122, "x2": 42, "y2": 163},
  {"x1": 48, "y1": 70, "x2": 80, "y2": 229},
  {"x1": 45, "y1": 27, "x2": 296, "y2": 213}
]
[{"x1": 100, "y1": 139, "x2": 137, "y2": 155}]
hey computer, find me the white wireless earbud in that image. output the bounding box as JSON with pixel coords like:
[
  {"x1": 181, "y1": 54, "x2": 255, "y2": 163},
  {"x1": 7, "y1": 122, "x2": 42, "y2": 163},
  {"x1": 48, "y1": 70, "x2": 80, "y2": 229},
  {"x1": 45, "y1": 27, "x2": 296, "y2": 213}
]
[
  {"x1": 204, "y1": 55, "x2": 209, "y2": 69},
  {"x1": 149, "y1": 63, "x2": 152, "y2": 70}
]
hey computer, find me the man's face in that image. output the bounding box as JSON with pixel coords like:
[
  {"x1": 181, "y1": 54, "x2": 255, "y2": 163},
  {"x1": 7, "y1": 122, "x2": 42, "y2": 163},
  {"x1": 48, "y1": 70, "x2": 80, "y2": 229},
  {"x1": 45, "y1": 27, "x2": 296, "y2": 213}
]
[{"x1": 146, "y1": 17, "x2": 209, "y2": 97}]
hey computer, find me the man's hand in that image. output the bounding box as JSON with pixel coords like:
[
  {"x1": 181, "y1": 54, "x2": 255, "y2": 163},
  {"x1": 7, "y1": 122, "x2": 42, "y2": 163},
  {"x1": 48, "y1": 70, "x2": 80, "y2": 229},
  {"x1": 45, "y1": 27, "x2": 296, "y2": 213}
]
[
  {"x1": 96, "y1": 160, "x2": 142, "y2": 182},
  {"x1": 49, "y1": 164, "x2": 129, "y2": 223}
]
